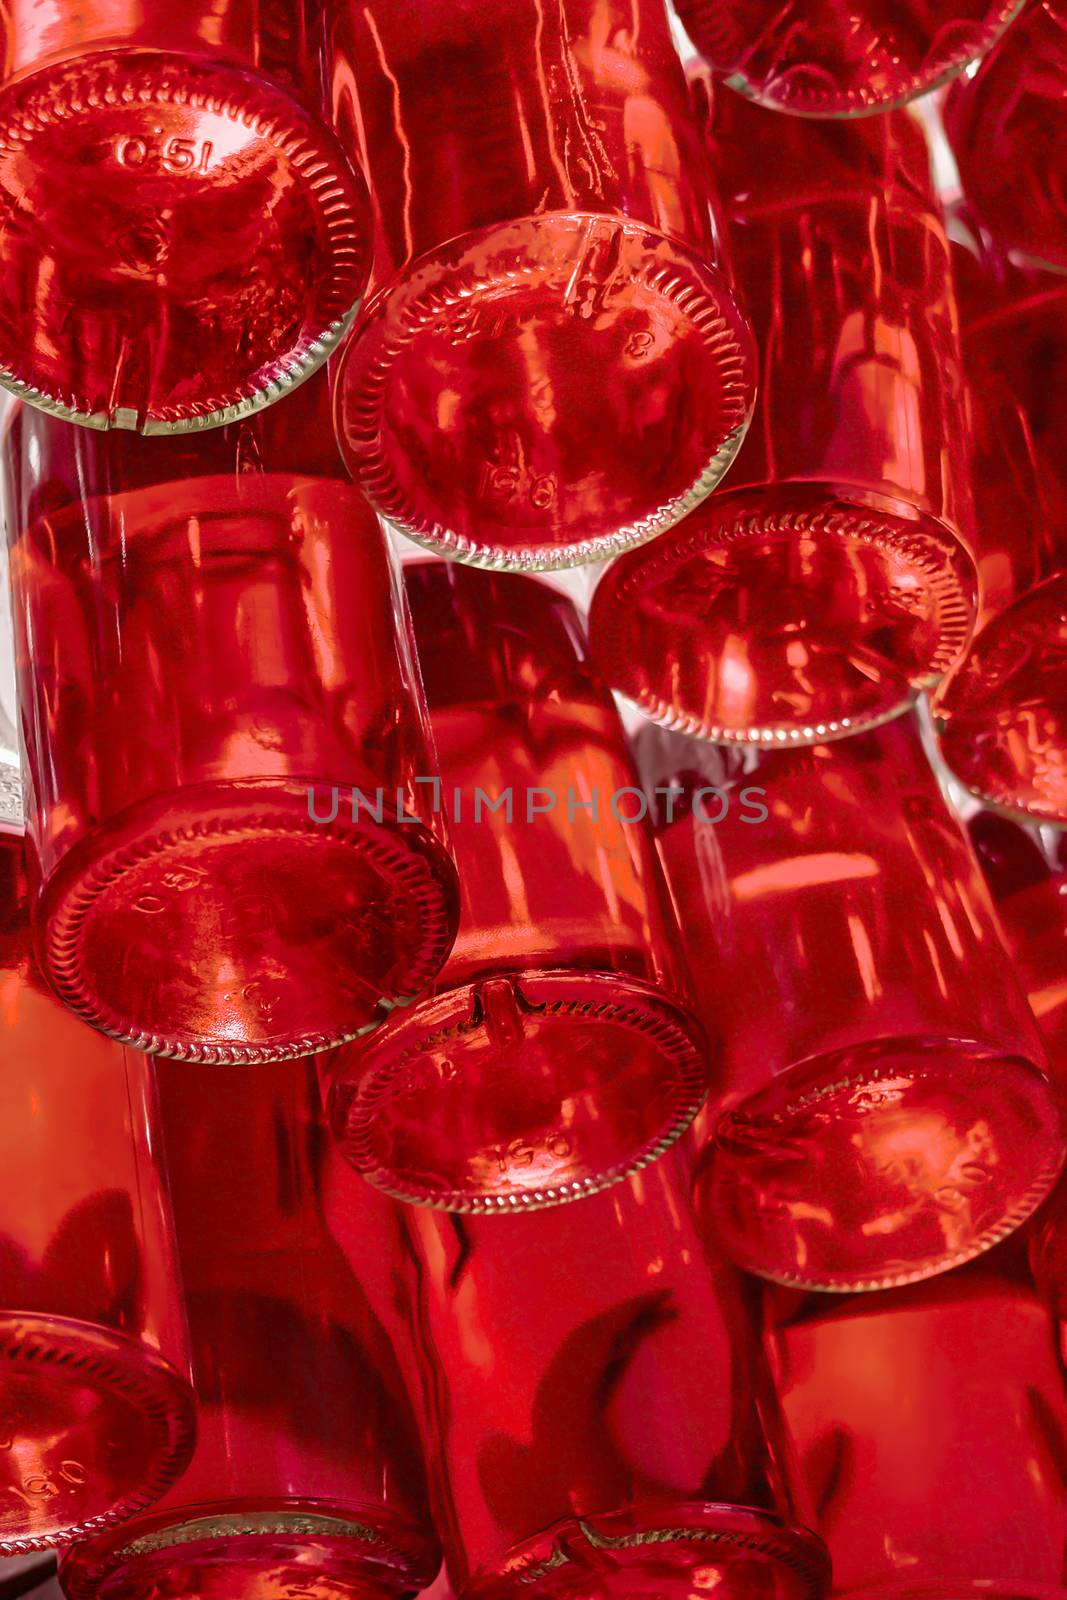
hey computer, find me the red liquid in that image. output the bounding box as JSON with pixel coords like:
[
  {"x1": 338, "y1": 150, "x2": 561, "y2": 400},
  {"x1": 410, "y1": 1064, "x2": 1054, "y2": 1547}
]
[
  {"x1": 767, "y1": 1250, "x2": 1067, "y2": 1596},
  {"x1": 60, "y1": 1058, "x2": 439, "y2": 1600},
  {"x1": 932, "y1": 231, "x2": 1067, "y2": 826},
  {"x1": 590, "y1": 96, "x2": 975, "y2": 747},
  {"x1": 327, "y1": 0, "x2": 756, "y2": 570},
  {"x1": 639, "y1": 713, "x2": 1064, "y2": 1290},
  {"x1": 677, "y1": 0, "x2": 1025, "y2": 116},
  {"x1": 321, "y1": 562, "x2": 708, "y2": 1212},
  {"x1": 0, "y1": 1, "x2": 370, "y2": 433},
  {"x1": 325, "y1": 1143, "x2": 829, "y2": 1600},
  {"x1": 0, "y1": 831, "x2": 194, "y2": 1553},
  {"x1": 4, "y1": 386, "x2": 458, "y2": 1062},
  {"x1": 945, "y1": 1, "x2": 1067, "y2": 275}
]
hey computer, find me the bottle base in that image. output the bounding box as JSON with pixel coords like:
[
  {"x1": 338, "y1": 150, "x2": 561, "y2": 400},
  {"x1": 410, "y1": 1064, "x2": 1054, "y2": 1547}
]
[
  {"x1": 60, "y1": 1499, "x2": 440, "y2": 1600},
  {"x1": 677, "y1": 1, "x2": 1026, "y2": 117},
  {"x1": 933, "y1": 572, "x2": 1067, "y2": 827},
  {"x1": 40, "y1": 779, "x2": 458, "y2": 1064},
  {"x1": 0, "y1": 1314, "x2": 193, "y2": 1553},
  {"x1": 0, "y1": 50, "x2": 369, "y2": 432},
  {"x1": 326, "y1": 970, "x2": 709, "y2": 1212},
  {"x1": 466, "y1": 1502, "x2": 830, "y2": 1600},
  {"x1": 589, "y1": 486, "x2": 975, "y2": 747},
  {"x1": 704, "y1": 1037, "x2": 1064, "y2": 1292},
  {"x1": 334, "y1": 212, "x2": 755, "y2": 571}
]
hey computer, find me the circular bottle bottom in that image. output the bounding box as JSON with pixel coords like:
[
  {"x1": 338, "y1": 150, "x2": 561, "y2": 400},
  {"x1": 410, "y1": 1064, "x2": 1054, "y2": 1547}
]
[
  {"x1": 326, "y1": 970, "x2": 710, "y2": 1212},
  {"x1": 466, "y1": 1502, "x2": 830, "y2": 1600},
  {"x1": 675, "y1": 0, "x2": 1025, "y2": 116},
  {"x1": 334, "y1": 212, "x2": 755, "y2": 570},
  {"x1": 589, "y1": 485, "x2": 975, "y2": 746},
  {"x1": 0, "y1": 49, "x2": 368, "y2": 432},
  {"x1": 60, "y1": 1500, "x2": 440, "y2": 1600},
  {"x1": 40, "y1": 779, "x2": 458, "y2": 1063},
  {"x1": 704, "y1": 1038, "x2": 1064, "y2": 1291},
  {"x1": 0, "y1": 1314, "x2": 193, "y2": 1554},
  {"x1": 933, "y1": 572, "x2": 1067, "y2": 826}
]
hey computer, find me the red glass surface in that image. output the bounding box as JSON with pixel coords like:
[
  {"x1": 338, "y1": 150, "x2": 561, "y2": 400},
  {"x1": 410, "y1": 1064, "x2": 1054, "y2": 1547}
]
[
  {"x1": 676, "y1": 0, "x2": 1025, "y2": 116},
  {"x1": 2, "y1": 378, "x2": 458, "y2": 1063},
  {"x1": 767, "y1": 1248, "x2": 1067, "y2": 1597},
  {"x1": 0, "y1": 1, "x2": 370, "y2": 433},
  {"x1": 931, "y1": 227, "x2": 1067, "y2": 826},
  {"x1": 590, "y1": 93, "x2": 976, "y2": 747},
  {"x1": 60, "y1": 1057, "x2": 439, "y2": 1600},
  {"x1": 970, "y1": 809, "x2": 1067, "y2": 1074},
  {"x1": 637, "y1": 712, "x2": 1064, "y2": 1290},
  {"x1": 325, "y1": 1140, "x2": 830, "y2": 1600},
  {"x1": 945, "y1": 1, "x2": 1067, "y2": 276},
  {"x1": 0, "y1": 828, "x2": 194, "y2": 1553},
  {"x1": 327, "y1": 0, "x2": 756, "y2": 570},
  {"x1": 321, "y1": 561, "x2": 709, "y2": 1212}
]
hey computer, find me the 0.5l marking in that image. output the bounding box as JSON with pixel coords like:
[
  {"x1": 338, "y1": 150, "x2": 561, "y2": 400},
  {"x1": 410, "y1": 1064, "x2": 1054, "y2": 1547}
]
[{"x1": 114, "y1": 136, "x2": 214, "y2": 174}]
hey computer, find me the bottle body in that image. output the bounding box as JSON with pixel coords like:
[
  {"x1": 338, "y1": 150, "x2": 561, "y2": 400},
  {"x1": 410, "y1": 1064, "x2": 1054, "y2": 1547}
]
[
  {"x1": 321, "y1": 562, "x2": 708, "y2": 1212},
  {"x1": 3, "y1": 385, "x2": 459, "y2": 1062},
  {"x1": 60, "y1": 1058, "x2": 439, "y2": 1600},
  {"x1": 590, "y1": 95, "x2": 975, "y2": 746},
  {"x1": 0, "y1": 1, "x2": 370, "y2": 432},
  {"x1": 638, "y1": 713, "x2": 1063, "y2": 1290},
  {"x1": 768, "y1": 1249, "x2": 1067, "y2": 1597},
  {"x1": 676, "y1": 0, "x2": 1026, "y2": 116},
  {"x1": 0, "y1": 829, "x2": 194, "y2": 1552},
  {"x1": 945, "y1": 1, "x2": 1067, "y2": 275},
  {"x1": 932, "y1": 229, "x2": 1067, "y2": 826},
  {"x1": 327, "y1": 0, "x2": 755, "y2": 570},
  {"x1": 326, "y1": 1141, "x2": 829, "y2": 1600}
]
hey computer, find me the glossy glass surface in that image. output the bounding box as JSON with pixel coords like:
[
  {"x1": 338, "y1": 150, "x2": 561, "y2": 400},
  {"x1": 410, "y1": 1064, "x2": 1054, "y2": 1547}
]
[
  {"x1": 946, "y1": 1, "x2": 1067, "y2": 275},
  {"x1": 60, "y1": 1058, "x2": 439, "y2": 1600},
  {"x1": 322, "y1": 562, "x2": 708, "y2": 1213},
  {"x1": 768, "y1": 1250, "x2": 1067, "y2": 1596},
  {"x1": 0, "y1": 831, "x2": 194, "y2": 1553},
  {"x1": 2, "y1": 380, "x2": 458, "y2": 1063},
  {"x1": 970, "y1": 809, "x2": 1067, "y2": 1076},
  {"x1": 0, "y1": 1, "x2": 370, "y2": 432},
  {"x1": 677, "y1": 0, "x2": 1025, "y2": 116},
  {"x1": 932, "y1": 230, "x2": 1067, "y2": 826},
  {"x1": 326, "y1": 1142, "x2": 829, "y2": 1600},
  {"x1": 328, "y1": 0, "x2": 755, "y2": 570},
  {"x1": 638, "y1": 713, "x2": 1063, "y2": 1290},
  {"x1": 590, "y1": 94, "x2": 975, "y2": 747}
]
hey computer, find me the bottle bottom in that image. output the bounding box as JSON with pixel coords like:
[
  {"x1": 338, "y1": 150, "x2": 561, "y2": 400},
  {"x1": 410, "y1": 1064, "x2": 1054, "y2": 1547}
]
[
  {"x1": 0, "y1": 1314, "x2": 193, "y2": 1553},
  {"x1": 0, "y1": 49, "x2": 368, "y2": 432},
  {"x1": 704, "y1": 1037, "x2": 1064, "y2": 1292},
  {"x1": 60, "y1": 1499, "x2": 440, "y2": 1600},
  {"x1": 334, "y1": 212, "x2": 755, "y2": 571},
  {"x1": 589, "y1": 485, "x2": 974, "y2": 746},
  {"x1": 677, "y1": 0, "x2": 1025, "y2": 116},
  {"x1": 40, "y1": 779, "x2": 457, "y2": 1064},
  {"x1": 933, "y1": 572, "x2": 1067, "y2": 826},
  {"x1": 466, "y1": 1502, "x2": 829, "y2": 1600},
  {"x1": 326, "y1": 970, "x2": 709, "y2": 1212}
]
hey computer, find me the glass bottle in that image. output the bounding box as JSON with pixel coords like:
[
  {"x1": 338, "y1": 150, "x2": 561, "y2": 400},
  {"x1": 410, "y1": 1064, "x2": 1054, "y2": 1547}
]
[
  {"x1": 638, "y1": 712, "x2": 1063, "y2": 1290},
  {"x1": 931, "y1": 222, "x2": 1067, "y2": 827},
  {"x1": 590, "y1": 94, "x2": 976, "y2": 748},
  {"x1": 0, "y1": 821, "x2": 194, "y2": 1552},
  {"x1": 60, "y1": 1057, "x2": 440, "y2": 1600},
  {"x1": 0, "y1": 1, "x2": 370, "y2": 432},
  {"x1": 326, "y1": 0, "x2": 756, "y2": 571},
  {"x1": 676, "y1": 0, "x2": 1026, "y2": 117},
  {"x1": 3, "y1": 378, "x2": 458, "y2": 1062},
  {"x1": 321, "y1": 561, "x2": 708, "y2": 1212}
]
